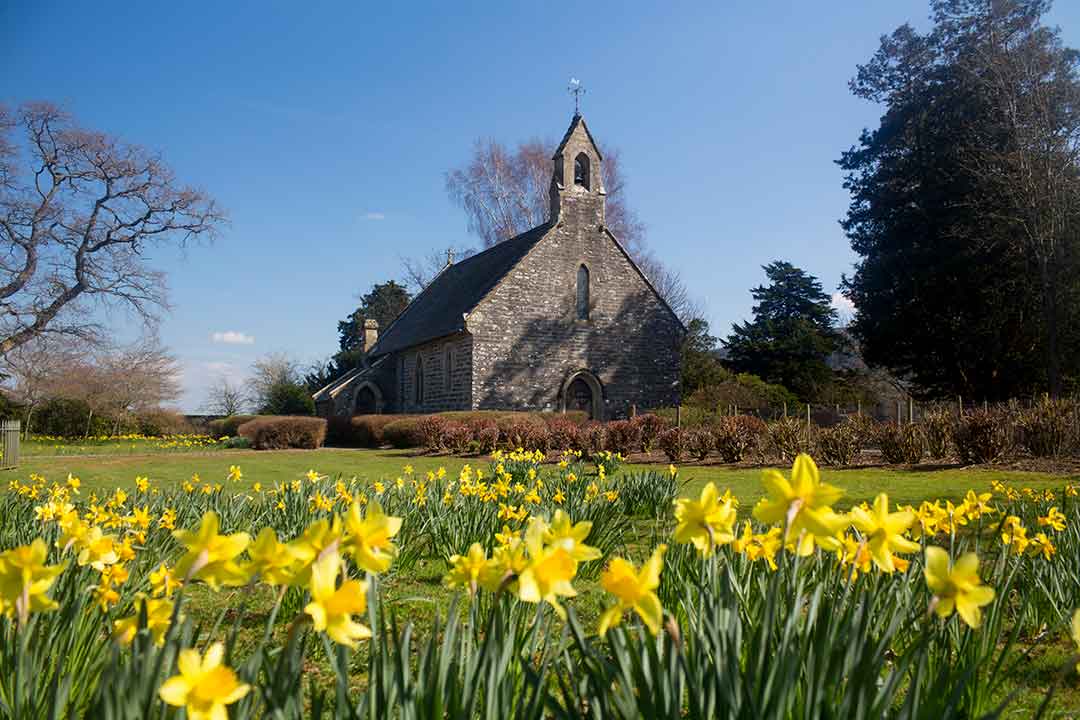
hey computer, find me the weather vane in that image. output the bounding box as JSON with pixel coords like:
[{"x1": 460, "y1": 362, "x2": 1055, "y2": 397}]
[{"x1": 568, "y1": 77, "x2": 585, "y2": 116}]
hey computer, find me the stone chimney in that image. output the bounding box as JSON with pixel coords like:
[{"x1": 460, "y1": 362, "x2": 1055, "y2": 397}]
[{"x1": 362, "y1": 319, "x2": 379, "y2": 353}]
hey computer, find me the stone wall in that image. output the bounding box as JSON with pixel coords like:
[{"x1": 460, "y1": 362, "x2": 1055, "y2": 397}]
[
  {"x1": 467, "y1": 159, "x2": 683, "y2": 419},
  {"x1": 395, "y1": 332, "x2": 473, "y2": 413}
]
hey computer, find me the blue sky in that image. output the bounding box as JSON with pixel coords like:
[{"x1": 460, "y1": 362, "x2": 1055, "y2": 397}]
[{"x1": 4, "y1": 1, "x2": 1080, "y2": 411}]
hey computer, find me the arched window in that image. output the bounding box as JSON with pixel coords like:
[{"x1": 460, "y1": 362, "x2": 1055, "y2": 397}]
[
  {"x1": 576, "y1": 265, "x2": 590, "y2": 320},
  {"x1": 573, "y1": 153, "x2": 590, "y2": 189},
  {"x1": 414, "y1": 355, "x2": 424, "y2": 404}
]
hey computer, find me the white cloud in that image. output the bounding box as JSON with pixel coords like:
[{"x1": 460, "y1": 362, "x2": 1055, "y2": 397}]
[
  {"x1": 364, "y1": 211, "x2": 386, "y2": 220},
  {"x1": 831, "y1": 292, "x2": 855, "y2": 317},
  {"x1": 211, "y1": 330, "x2": 255, "y2": 345}
]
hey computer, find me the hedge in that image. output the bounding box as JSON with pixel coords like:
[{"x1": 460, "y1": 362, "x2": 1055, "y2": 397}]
[
  {"x1": 237, "y1": 416, "x2": 327, "y2": 450},
  {"x1": 208, "y1": 415, "x2": 258, "y2": 438}
]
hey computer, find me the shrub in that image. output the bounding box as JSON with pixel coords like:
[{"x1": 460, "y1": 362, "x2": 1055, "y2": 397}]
[
  {"x1": 382, "y1": 417, "x2": 428, "y2": 449},
  {"x1": 815, "y1": 421, "x2": 860, "y2": 466},
  {"x1": 577, "y1": 422, "x2": 607, "y2": 455},
  {"x1": 237, "y1": 416, "x2": 326, "y2": 450},
  {"x1": 766, "y1": 417, "x2": 811, "y2": 463},
  {"x1": 547, "y1": 418, "x2": 581, "y2": 453},
  {"x1": 135, "y1": 409, "x2": 195, "y2": 436},
  {"x1": 208, "y1": 415, "x2": 258, "y2": 438},
  {"x1": 32, "y1": 397, "x2": 112, "y2": 437},
  {"x1": 713, "y1": 415, "x2": 766, "y2": 463},
  {"x1": 500, "y1": 419, "x2": 541, "y2": 450},
  {"x1": 470, "y1": 420, "x2": 500, "y2": 454},
  {"x1": 685, "y1": 427, "x2": 714, "y2": 460},
  {"x1": 953, "y1": 409, "x2": 1013, "y2": 464},
  {"x1": 324, "y1": 415, "x2": 409, "y2": 448},
  {"x1": 658, "y1": 427, "x2": 686, "y2": 462},
  {"x1": 1016, "y1": 398, "x2": 1073, "y2": 458},
  {"x1": 633, "y1": 414, "x2": 669, "y2": 453},
  {"x1": 441, "y1": 421, "x2": 474, "y2": 454},
  {"x1": 223, "y1": 435, "x2": 252, "y2": 449},
  {"x1": 843, "y1": 413, "x2": 880, "y2": 449},
  {"x1": 261, "y1": 381, "x2": 315, "y2": 416},
  {"x1": 522, "y1": 423, "x2": 552, "y2": 453},
  {"x1": 922, "y1": 410, "x2": 955, "y2": 460},
  {"x1": 605, "y1": 420, "x2": 642, "y2": 456},
  {"x1": 877, "y1": 423, "x2": 925, "y2": 465},
  {"x1": 416, "y1": 415, "x2": 448, "y2": 451}
]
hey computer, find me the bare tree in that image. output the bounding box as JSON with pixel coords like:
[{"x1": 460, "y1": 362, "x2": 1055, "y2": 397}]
[
  {"x1": 433, "y1": 135, "x2": 694, "y2": 321},
  {"x1": 1, "y1": 335, "x2": 86, "y2": 435},
  {"x1": 249, "y1": 352, "x2": 302, "y2": 411},
  {"x1": 0, "y1": 102, "x2": 225, "y2": 356},
  {"x1": 399, "y1": 244, "x2": 476, "y2": 291},
  {"x1": 96, "y1": 335, "x2": 182, "y2": 433},
  {"x1": 202, "y1": 374, "x2": 248, "y2": 416}
]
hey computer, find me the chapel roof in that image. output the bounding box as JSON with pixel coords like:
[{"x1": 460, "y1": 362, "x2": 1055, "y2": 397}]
[{"x1": 369, "y1": 222, "x2": 550, "y2": 356}]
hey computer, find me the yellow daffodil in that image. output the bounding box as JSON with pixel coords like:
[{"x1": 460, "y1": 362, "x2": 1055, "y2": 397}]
[
  {"x1": 0, "y1": 539, "x2": 65, "y2": 623},
  {"x1": 1028, "y1": 532, "x2": 1056, "y2": 561},
  {"x1": 849, "y1": 493, "x2": 920, "y2": 573},
  {"x1": 304, "y1": 551, "x2": 371, "y2": 647},
  {"x1": 245, "y1": 527, "x2": 301, "y2": 586},
  {"x1": 1072, "y1": 609, "x2": 1080, "y2": 674},
  {"x1": 342, "y1": 500, "x2": 401, "y2": 574},
  {"x1": 173, "y1": 512, "x2": 250, "y2": 588},
  {"x1": 1038, "y1": 507, "x2": 1067, "y2": 532},
  {"x1": 674, "y1": 482, "x2": 737, "y2": 556},
  {"x1": 158, "y1": 642, "x2": 251, "y2": 720},
  {"x1": 481, "y1": 538, "x2": 529, "y2": 592},
  {"x1": 517, "y1": 517, "x2": 578, "y2": 618},
  {"x1": 113, "y1": 596, "x2": 175, "y2": 646},
  {"x1": 597, "y1": 544, "x2": 667, "y2": 637},
  {"x1": 543, "y1": 510, "x2": 602, "y2": 562},
  {"x1": 445, "y1": 542, "x2": 489, "y2": 594},
  {"x1": 150, "y1": 563, "x2": 181, "y2": 597},
  {"x1": 227, "y1": 465, "x2": 242, "y2": 482},
  {"x1": 752, "y1": 454, "x2": 847, "y2": 555},
  {"x1": 924, "y1": 547, "x2": 995, "y2": 628}
]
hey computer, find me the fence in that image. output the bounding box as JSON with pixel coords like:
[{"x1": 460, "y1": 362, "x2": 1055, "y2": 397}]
[{"x1": 0, "y1": 419, "x2": 19, "y2": 470}]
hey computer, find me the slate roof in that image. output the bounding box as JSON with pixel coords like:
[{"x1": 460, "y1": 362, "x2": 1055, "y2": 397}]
[{"x1": 370, "y1": 223, "x2": 551, "y2": 356}]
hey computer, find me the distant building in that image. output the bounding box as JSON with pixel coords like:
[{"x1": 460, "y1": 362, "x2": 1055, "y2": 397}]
[{"x1": 314, "y1": 114, "x2": 684, "y2": 421}]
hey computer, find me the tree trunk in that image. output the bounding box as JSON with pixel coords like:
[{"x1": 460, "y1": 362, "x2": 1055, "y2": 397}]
[
  {"x1": 1039, "y1": 259, "x2": 1063, "y2": 397},
  {"x1": 85, "y1": 409, "x2": 94, "y2": 438}
]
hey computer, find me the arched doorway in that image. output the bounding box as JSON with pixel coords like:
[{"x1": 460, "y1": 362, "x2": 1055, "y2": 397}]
[
  {"x1": 352, "y1": 381, "x2": 383, "y2": 415},
  {"x1": 559, "y1": 370, "x2": 603, "y2": 420}
]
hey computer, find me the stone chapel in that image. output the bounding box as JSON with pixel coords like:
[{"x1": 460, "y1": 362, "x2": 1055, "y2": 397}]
[{"x1": 314, "y1": 113, "x2": 684, "y2": 421}]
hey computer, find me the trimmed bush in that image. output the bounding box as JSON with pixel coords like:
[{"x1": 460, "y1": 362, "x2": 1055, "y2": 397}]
[
  {"x1": 633, "y1": 414, "x2": 669, "y2": 453},
  {"x1": 815, "y1": 420, "x2": 860, "y2": 466},
  {"x1": 470, "y1": 420, "x2": 500, "y2": 454},
  {"x1": 605, "y1": 420, "x2": 642, "y2": 456},
  {"x1": 208, "y1": 415, "x2": 258, "y2": 438},
  {"x1": 417, "y1": 415, "x2": 448, "y2": 451},
  {"x1": 878, "y1": 423, "x2": 925, "y2": 465},
  {"x1": 713, "y1": 415, "x2": 766, "y2": 463},
  {"x1": 382, "y1": 417, "x2": 428, "y2": 449},
  {"x1": 767, "y1": 417, "x2": 811, "y2": 463},
  {"x1": 659, "y1": 427, "x2": 686, "y2": 462},
  {"x1": 135, "y1": 409, "x2": 196, "y2": 436},
  {"x1": 223, "y1": 435, "x2": 252, "y2": 449},
  {"x1": 523, "y1": 423, "x2": 552, "y2": 453},
  {"x1": 953, "y1": 409, "x2": 1013, "y2": 464},
  {"x1": 922, "y1": 410, "x2": 955, "y2": 460},
  {"x1": 547, "y1": 418, "x2": 581, "y2": 453},
  {"x1": 324, "y1": 414, "x2": 412, "y2": 448},
  {"x1": 579, "y1": 422, "x2": 608, "y2": 455},
  {"x1": 442, "y1": 421, "x2": 473, "y2": 454},
  {"x1": 1017, "y1": 398, "x2": 1073, "y2": 458},
  {"x1": 685, "y1": 427, "x2": 714, "y2": 461},
  {"x1": 237, "y1": 416, "x2": 326, "y2": 450}
]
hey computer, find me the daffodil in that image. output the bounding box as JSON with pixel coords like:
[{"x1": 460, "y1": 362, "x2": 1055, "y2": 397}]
[
  {"x1": 0, "y1": 539, "x2": 65, "y2": 623},
  {"x1": 445, "y1": 543, "x2": 489, "y2": 594},
  {"x1": 173, "y1": 512, "x2": 250, "y2": 588},
  {"x1": 924, "y1": 546, "x2": 995, "y2": 628},
  {"x1": 304, "y1": 551, "x2": 371, "y2": 647},
  {"x1": 245, "y1": 527, "x2": 301, "y2": 586},
  {"x1": 1038, "y1": 507, "x2": 1067, "y2": 532},
  {"x1": 752, "y1": 454, "x2": 847, "y2": 555},
  {"x1": 288, "y1": 515, "x2": 344, "y2": 585},
  {"x1": 674, "y1": 482, "x2": 737, "y2": 556},
  {"x1": 342, "y1": 500, "x2": 401, "y2": 574},
  {"x1": 1071, "y1": 609, "x2": 1080, "y2": 674},
  {"x1": 113, "y1": 596, "x2": 176, "y2": 646},
  {"x1": 849, "y1": 493, "x2": 920, "y2": 573},
  {"x1": 158, "y1": 642, "x2": 251, "y2": 720},
  {"x1": 517, "y1": 517, "x2": 578, "y2": 618},
  {"x1": 481, "y1": 538, "x2": 529, "y2": 592},
  {"x1": 597, "y1": 544, "x2": 667, "y2": 637},
  {"x1": 543, "y1": 510, "x2": 602, "y2": 562}
]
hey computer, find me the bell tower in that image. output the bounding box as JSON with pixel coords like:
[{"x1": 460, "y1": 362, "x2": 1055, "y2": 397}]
[{"x1": 549, "y1": 113, "x2": 605, "y2": 226}]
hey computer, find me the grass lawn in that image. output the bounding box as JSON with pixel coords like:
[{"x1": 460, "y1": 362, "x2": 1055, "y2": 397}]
[{"x1": 7, "y1": 445, "x2": 1078, "y2": 508}]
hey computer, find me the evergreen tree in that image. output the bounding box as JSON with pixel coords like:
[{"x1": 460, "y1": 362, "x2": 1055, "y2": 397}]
[
  {"x1": 723, "y1": 262, "x2": 839, "y2": 401},
  {"x1": 840, "y1": 0, "x2": 1080, "y2": 399}
]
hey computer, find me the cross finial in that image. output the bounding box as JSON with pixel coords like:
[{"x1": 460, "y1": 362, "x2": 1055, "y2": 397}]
[
  {"x1": 446, "y1": 247, "x2": 454, "y2": 266},
  {"x1": 568, "y1": 77, "x2": 585, "y2": 116}
]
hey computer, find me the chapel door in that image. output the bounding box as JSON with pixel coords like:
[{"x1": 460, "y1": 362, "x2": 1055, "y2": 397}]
[
  {"x1": 354, "y1": 387, "x2": 377, "y2": 415},
  {"x1": 567, "y1": 377, "x2": 594, "y2": 419}
]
